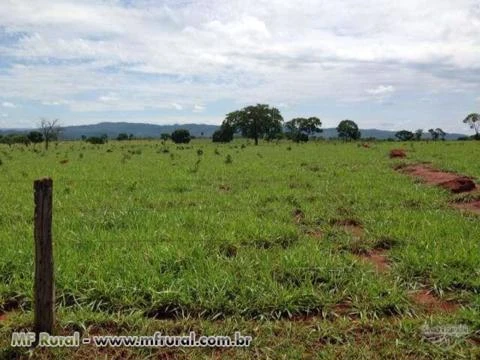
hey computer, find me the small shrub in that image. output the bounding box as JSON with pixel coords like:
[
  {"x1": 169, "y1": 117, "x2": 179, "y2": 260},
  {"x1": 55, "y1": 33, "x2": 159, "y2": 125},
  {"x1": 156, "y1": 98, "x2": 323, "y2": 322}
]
[
  {"x1": 225, "y1": 154, "x2": 232, "y2": 164},
  {"x1": 171, "y1": 129, "x2": 191, "y2": 144},
  {"x1": 197, "y1": 149, "x2": 203, "y2": 156},
  {"x1": 86, "y1": 136, "x2": 107, "y2": 144}
]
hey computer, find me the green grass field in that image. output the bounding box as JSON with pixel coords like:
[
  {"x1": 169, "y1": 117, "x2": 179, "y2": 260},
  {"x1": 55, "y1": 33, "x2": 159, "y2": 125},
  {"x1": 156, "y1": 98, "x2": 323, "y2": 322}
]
[{"x1": 0, "y1": 140, "x2": 479, "y2": 359}]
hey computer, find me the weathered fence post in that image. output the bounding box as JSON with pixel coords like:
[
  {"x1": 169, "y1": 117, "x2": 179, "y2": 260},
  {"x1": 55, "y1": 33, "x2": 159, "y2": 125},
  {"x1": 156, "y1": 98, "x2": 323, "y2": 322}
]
[{"x1": 33, "y1": 178, "x2": 55, "y2": 337}]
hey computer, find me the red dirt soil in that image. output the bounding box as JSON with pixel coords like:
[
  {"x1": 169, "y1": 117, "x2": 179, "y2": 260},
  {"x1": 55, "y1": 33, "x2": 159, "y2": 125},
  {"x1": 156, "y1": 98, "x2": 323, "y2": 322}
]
[
  {"x1": 453, "y1": 200, "x2": 480, "y2": 214},
  {"x1": 0, "y1": 313, "x2": 7, "y2": 322},
  {"x1": 390, "y1": 149, "x2": 407, "y2": 158},
  {"x1": 409, "y1": 290, "x2": 459, "y2": 314},
  {"x1": 400, "y1": 165, "x2": 476, "y2": 193},
  {"x1": 360, "y1": 250, "x2": 390, "y2": 273},
  {"x1": 332, "y1": 219, "x2": 364, "y2": 237}
]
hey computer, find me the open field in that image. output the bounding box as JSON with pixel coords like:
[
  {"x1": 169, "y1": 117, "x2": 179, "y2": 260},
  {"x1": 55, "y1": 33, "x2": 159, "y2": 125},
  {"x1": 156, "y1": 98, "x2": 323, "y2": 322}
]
[{"x1": 0, "y1": 140, "x2": 479, "y2": 359}]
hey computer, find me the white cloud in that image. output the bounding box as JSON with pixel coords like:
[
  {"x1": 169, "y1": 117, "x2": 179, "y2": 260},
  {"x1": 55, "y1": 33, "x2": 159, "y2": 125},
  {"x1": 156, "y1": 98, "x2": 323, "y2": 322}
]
[
  {"x1": 98, "y1": 92, "x2": 119, "y2": 103},
  {"x1": 1, "y1": 113, "x2": 7, "y2": 117},
  {"x1": 366, "y1": 85, "x2": 395, "y2": 96},
  {"x1": 42, "y1": 100, "x2": 68, "y2": 106},
  {"x1": 171, "y1": 103, "x2": 183, "y2": 110},
  {"x1": 2, "y1": 102, "x2": 16, "y2": 108},
  {"x1": 193, "y1": 104, "x2": 205, "y2": 113},
  {"x1": 0, "y1": 0, "x2": 478, "y2": 130}
]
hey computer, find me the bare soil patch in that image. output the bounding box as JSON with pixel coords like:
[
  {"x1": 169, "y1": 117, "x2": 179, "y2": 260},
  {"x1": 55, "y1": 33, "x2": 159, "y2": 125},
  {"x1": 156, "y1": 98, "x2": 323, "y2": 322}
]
[
  {"x1": 390, "y1": 149, "x2": 407, "y2": 158},
  {"x1": 409, "y1": 290, "x2": 459, "y2": 314},
  {"x1": 359, "y1": 250, "x2": 390, "y2": 273},
  {"x1": 0, "y1": 312, "x2": 7, "y2": 322},
  {"x1": 332, "y1": 219, "x2": 364, "y2": 237},
  {"x1": 399, "y1": 164, "x2": 476, "y2": 194},
  {"x1": 453, "y1": 200, "x2": 480, "y2": 214}
]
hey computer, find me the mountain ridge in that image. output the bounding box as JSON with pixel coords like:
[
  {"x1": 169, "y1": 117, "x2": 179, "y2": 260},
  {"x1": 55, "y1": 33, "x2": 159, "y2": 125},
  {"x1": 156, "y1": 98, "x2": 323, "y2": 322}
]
[{"x1": 0, "y1": 122, "x2": 470, "y2": 140}]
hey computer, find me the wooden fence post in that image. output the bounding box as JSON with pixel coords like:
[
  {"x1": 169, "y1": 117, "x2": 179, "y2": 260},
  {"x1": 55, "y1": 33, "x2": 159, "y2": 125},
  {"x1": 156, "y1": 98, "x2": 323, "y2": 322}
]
[{"x1": 33, "y1": 178, "x2": 55, "y2": 336}]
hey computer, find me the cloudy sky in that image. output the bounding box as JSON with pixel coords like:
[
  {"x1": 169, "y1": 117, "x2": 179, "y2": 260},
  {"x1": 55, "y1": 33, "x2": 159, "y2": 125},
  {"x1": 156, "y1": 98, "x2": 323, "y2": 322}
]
[{"x1": 0, "y1": 0, "x2": 479, "y2": 133}]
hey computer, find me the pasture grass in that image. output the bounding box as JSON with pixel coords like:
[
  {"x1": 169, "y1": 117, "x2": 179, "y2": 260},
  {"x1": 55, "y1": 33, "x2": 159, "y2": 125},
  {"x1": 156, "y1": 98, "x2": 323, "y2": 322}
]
[{"x1": 0, "y1": 139, "x2": 479, "y2": 358}]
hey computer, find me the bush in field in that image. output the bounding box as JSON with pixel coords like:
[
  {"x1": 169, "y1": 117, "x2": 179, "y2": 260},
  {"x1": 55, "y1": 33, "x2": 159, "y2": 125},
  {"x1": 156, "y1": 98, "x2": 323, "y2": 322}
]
[
  {"x1": 160, "y1": 133, "x2": 171, "y2": 141},
  {"x1": 117, "y1": 133, "x2": 129, "y2": 141},
  {"x1": 171, "y1": 129, "x2": 191, "y2": 144},
  {"x1": 0, "y1": 134, "x2": 30, "y2": 146},
  {"x1": 86, "y1": 135, "x2": 107, "y2": 144},
  {"x1": 27, "y1": 131, "x2": 44, "y2": 144}
]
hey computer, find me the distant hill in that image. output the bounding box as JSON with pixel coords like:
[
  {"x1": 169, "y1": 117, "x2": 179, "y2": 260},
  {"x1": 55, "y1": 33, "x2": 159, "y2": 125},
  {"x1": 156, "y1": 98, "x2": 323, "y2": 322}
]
[
  {"x1": 0, "y1": 122, "x2": 469, "y2": 140},
  {"x1": 58, "y1": 122, "x2": 219, "y2": 139},
  {"x1": 320, "y1": 128, "x2": 467, "y2": 141}
]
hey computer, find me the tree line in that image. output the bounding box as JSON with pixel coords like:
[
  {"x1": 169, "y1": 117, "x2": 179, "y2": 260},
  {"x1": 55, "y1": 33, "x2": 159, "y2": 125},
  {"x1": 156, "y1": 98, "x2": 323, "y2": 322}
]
[
  {"x1": 1, "y1": 110, "x2": 478, "y2": 148},
  {"x1": 210, "y1": 103, "x2": 361, "y2": 144}
]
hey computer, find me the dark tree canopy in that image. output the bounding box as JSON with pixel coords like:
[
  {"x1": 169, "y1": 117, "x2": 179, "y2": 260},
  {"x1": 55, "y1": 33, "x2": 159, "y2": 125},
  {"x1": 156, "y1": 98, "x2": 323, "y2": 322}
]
[
  {"x1": 160, "y1": 133, "x2": 171, "y2": 141},
  {"x1": 0, "y1": 133, "x2": 30, "y2": 146},
  {"x1": 285, "y1": 117, "x2": 322, "y2": 142},
  {"x1": 428, "y1": 128, "x2": 446, "y2": 141},
  {"x1": 117, "y1": 133, "x2": 129, "y2": 141},
  {"x1": 463, "y1": 113, "x2": 480, "y2": 139},
  {"x1": 336, "y1": 120, "x2": 361, "y2": 141},
  {"x1": 86, "y1": 136, "x2": 107, "y2": 144},
  {"x1": 414, "y1": 129, "x2": 423, "y2": 141},
  {"x1": 171, "y1": 129, "x2": 191, "y2": 144},
  {"x1": 212, "y1": 124, "x2": 234, "y2": 143},
  {"x1": 395, "y1": 130, "x2": 415, "y2": 141},
  {"x1": 27, "y1": 131, "x2": 44, "y2": 144},
  {"x1": 222, "y1": 104, "x2": 283, "y2": 145}
]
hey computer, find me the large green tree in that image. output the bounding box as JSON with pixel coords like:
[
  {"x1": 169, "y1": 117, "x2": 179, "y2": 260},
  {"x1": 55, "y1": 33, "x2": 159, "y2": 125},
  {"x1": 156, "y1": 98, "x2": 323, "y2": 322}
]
[
  {"x1": 428, "y1": 128, "x2": 446, "y2": 141},
  {"x1": 285, "y1": 117, "x2": 322, "y2": 142},
  {"x1": 336, "y1": 120, "x2": 361, "y2": 141},
  {"x1": 463, "y1": 113, "x2": 480, "y2": 139},
  {"x1": 222, "y1": 104, "x2": 283, "y2": 145},
  {"x1": 414, "y1": 129, "x2": 423, "y2": 141}
]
